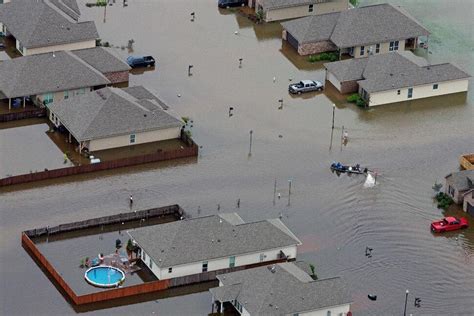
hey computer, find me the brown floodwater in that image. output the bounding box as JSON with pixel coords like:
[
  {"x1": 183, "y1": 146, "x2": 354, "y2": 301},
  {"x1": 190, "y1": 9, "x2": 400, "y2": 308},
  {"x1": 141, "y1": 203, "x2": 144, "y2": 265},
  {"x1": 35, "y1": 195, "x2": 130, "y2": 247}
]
[{"x1": 1, "y1": 0, "x2": 474, "y2": 315}]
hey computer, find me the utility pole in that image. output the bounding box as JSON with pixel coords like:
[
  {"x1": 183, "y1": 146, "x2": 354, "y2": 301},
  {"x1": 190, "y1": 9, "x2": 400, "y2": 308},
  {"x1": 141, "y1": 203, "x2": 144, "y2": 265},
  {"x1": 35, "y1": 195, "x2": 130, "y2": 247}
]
[
  {"x1": 248, "y1": 130, "x2": 253, "y2": 156},
  {"x1": 287, "y1": 179, "x2": 292, "y2": 206}
]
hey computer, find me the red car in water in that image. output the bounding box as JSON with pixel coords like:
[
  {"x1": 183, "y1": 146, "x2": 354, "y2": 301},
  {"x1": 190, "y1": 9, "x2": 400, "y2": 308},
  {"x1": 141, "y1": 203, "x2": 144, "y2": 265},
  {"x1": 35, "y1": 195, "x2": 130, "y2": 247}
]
[{"x1": 431, "y1": 216, "x2": 468, "y2": 233}]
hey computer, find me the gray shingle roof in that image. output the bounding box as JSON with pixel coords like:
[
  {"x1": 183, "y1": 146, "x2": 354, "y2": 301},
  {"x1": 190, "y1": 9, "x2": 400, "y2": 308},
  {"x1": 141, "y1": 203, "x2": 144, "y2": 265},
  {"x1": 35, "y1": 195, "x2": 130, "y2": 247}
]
[
  {"x1": 47, "y1": 86, "x2": 183, "y2": 142},
  {"x1": 281, "y1": 13, "x2": 339, "y2": 44},
  {"x1": 261, "y1": 0, "x2": 323, "y2": 10},
  {"x1": 0, "y1": 0, "x2": 98, "y2": 48},
  {"x1": 324, "y1": 57, "x2": 368, "y2": 82},
  {"x1": 127, "y1": 213, "x2": 301, "y2": 268},
  {"x1": 445, "y1": 170, "x2": 474, "y2": 192},
  {"x1": 72, "y1": 47, "x2": 131, "y2": 74},
  {"x1": 324, "y1": 52, "x2": 470, "y2": 92},
  {"x1": 283, "y1": 3, "x2": 430, "y2": 47},
  {"x1": 0, "y1": 50, "x2": 112, "y2": 99},
  {"x1": 210, "y1": 262, "x2": 352, "y2": 315}
]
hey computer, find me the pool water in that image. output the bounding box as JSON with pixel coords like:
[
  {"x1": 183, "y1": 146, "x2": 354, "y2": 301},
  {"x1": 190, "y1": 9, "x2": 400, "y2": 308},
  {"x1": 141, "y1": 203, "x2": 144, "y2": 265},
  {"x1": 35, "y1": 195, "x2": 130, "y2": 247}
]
[{"x1": 85, "y1": 266, "x2": 125, "y2": 288}]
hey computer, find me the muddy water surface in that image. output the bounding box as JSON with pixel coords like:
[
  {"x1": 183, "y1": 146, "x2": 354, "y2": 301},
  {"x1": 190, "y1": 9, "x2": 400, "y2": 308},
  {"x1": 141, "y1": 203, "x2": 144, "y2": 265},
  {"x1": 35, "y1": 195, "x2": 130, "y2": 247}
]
[{"x1": 1, "y1": 0, "x2": 474, "y2": 315}]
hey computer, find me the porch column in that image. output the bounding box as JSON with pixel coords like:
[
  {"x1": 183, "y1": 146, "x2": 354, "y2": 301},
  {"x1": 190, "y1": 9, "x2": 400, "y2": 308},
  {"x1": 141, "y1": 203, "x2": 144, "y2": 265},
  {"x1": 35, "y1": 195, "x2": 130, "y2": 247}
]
[
  {"x1": 8, "y1": 98, "x2": 11, "y2": 110},
  {"x1": 220, "y1": 301, "x2": 223, "y2": 314},
  {"x1": 68, "y1": 132, "x2": 72, "y2": 143},
  {"x1": 23, "y1": 96, "x2": 26, "y2": 108}
]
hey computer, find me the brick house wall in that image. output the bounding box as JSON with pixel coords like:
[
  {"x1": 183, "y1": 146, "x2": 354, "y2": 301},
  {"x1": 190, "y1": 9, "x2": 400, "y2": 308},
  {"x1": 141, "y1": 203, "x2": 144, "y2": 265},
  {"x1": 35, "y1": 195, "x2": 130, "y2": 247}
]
[
  {"x1": 340, "y1": 80, "x2": 359, "y2": 94},
  {"x1": 104, "y1": 71, "x2": 129, "y2": 85},
  {"x1": 297, "y1": 40, "x2": 337, "y2": 56}
]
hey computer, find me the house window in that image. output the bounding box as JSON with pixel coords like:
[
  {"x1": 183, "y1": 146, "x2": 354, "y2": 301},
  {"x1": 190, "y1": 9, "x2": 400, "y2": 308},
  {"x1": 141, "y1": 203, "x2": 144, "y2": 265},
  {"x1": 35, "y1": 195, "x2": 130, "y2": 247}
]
[
  {"x1": 259, "y1": 253, "x2": 265, "y2": 262},
  {"x1": 308, "y1": 4, "x2": 313, "y2": 12},
  {"x1": 130, "y1": 134, "x2": 136, "y2": 144},
  {"x1": 229, "y1": 256, "x2": 235, "y2": 268},
  {"x1": 149, "y1": 258, "x2": 153, "y2": 269},
  {"x1": 43, "y1": 93, "x2": 53, "y2": 105},
  {"x1": 202, "y1": 261, "x2": 208, "y2": 272},
  {"x1": 51, "y1": 113, "x2": 55, "y2": 121},
  {"x1": 433, "y1": 83, "x2": 438, "y2": 90},
  {"x1": 142, "y1": 251, "x2": 146, "y2": 261},
  {"x1": 327, "y1": 311, "x2": 331, "y2": 316},
  {"x1": 389, "y1": 40, "x2": 399, "y2": 51},
  {"x1": 407, "y1": 87, "x2": 413, "y2": 98},
  {"x1": 64, "y1": 91, "x2": 69, "y2": 99},
  {"x1": 168, "y1": 267, "x2": 172, "y2": 273},
  {"x1": 375, "y1": 43, "x2": 380, "y2": 53},
  {"x1": 360, "y1": 46, "x2": 365, "y2": 56},
  {"x1": 448, "y1": 185, "x2": 455, "y2": 196},
  {"x1": 79, "y1": 88, "x2": 86, "y2": 95},
  {"x1": 397, "y1": 90, "x2": 401, "y2": 95}
]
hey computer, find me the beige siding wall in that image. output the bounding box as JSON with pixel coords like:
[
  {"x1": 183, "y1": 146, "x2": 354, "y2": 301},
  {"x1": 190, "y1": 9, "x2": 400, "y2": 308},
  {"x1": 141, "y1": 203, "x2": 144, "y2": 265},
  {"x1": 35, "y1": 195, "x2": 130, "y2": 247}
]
[
  {"x1": 24, "y1": 40, "x2": 96, "y2": 56},
  {"x1": 36, "y1": 87, "x2": 92, "y2": 105},
  {"x1": 156, "y1": 245, "x2": 298, "y2": 280},
  {"x1": 264, "y1": 0, "x2": 347, "y2": 22},
  {"x1": 88, "y1": 127, "x2": 181, "y2": 152},
  {"x1": 353, "y1": 40, "x2": 406, "y2": 58},
  {"x1": 326, "y1": 71, "x2": 341, "y2": 91},
  {"x1": 367, "y1": 79, "x2": 469, "y2": 107}
]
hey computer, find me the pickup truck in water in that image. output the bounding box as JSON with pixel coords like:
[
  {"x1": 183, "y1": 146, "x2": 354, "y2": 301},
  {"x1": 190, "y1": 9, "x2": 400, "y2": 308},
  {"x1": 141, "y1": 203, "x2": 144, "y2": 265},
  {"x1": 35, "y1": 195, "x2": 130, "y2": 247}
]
[
  {"x1": 126, "y1": 55, "x2": 155, "y2": 68},
  {"x1": 431, "y1": 216, "x2": 468, "y2": 233},
  {"x1": 289, "y1": 80, "x2": 324, "y2": 94}
]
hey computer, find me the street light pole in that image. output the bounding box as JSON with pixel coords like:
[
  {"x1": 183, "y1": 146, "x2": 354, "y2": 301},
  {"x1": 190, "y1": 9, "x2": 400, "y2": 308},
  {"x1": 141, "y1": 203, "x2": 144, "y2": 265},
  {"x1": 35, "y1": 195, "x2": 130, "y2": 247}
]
[
  {"x1": 331, "y1": 104, "x2": 336, "y2": 130},
  {"x1": 403, "y1": 290, "x2": 409, "y2": 316}
]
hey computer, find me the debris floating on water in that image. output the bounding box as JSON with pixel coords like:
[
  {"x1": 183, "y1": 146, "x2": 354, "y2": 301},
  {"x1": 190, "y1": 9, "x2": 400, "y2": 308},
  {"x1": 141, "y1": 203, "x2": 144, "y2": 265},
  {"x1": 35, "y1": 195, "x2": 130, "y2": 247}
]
[{"x1": 368, "y1": 294, "x2": 377, "y2": 301}]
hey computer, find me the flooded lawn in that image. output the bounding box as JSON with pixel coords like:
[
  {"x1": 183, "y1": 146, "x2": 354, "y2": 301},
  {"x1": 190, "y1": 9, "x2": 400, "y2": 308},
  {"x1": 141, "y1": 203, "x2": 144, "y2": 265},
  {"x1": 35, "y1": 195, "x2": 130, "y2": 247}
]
[
  {"x1": 1, "y1": 0, "x2": 473, "y2": 315},
  {"x1": 0, "y1": 123, "x2": 71, "y2": 177}
]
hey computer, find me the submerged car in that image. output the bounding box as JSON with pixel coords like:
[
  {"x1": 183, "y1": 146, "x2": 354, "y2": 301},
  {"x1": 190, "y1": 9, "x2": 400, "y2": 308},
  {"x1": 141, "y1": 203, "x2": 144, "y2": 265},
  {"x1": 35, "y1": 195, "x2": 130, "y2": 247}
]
[
  {"x1": 289, "y1": 80, "x2": 323, "y2": 94},
  {"x1": 126, "y1": 55, "x2": 155, "y2": 68},
  {"x1": 431, "y1": 216, "x2": 468, "y2": 233},
  {"x1": 218, "y1": 0, "x2": 247, "y2": 8}
]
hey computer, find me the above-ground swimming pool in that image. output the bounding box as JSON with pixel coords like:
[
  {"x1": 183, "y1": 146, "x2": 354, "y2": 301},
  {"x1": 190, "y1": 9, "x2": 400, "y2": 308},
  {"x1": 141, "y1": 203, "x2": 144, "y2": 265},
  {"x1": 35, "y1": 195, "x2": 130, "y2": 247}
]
[{"x1": 84, "y1": 266, "x2": 125, "y2": 288}]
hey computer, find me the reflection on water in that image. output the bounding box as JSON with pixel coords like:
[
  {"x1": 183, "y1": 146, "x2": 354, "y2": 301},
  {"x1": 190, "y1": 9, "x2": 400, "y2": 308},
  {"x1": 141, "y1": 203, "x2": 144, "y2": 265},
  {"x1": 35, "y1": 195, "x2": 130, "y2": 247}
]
[{"x1": 1, "y1": 0, "x2": 473, "y2": 315}]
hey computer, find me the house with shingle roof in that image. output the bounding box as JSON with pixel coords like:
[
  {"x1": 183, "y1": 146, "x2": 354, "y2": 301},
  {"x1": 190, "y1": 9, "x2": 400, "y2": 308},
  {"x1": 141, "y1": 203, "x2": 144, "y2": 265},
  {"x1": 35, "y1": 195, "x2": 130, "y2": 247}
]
[
  {"x1": 282, "y1": 3, "x2": 430, "y2": 57},
  {"x1": 127, "y1": 213, "x2": 301, "y2": 280},
  {"x1": 47, "y1": 86, "x2": 184, "y2": 152},
  {"x1": 250, "y1": 0, "x2": 347, "y2": 22},
  {"x1": 323, "y1": 51, "x2": 470, "y2": 106},
  {"x1": 210, "y1": 262, "x2": 352, "y2": 315},
  {"x1": 0, "y1": 48, "x2": 130, "y2": 110},
  {"x1": 445, "y1": 170, "x2": 474, "y2": 204},
  {"x1": 0, "y1": 0, "x2": 98, "y2": 56}
]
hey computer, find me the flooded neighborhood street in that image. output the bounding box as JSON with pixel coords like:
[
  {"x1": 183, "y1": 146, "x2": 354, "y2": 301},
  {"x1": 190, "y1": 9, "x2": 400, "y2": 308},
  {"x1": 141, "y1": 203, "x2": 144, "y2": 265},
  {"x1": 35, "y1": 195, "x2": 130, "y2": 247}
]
[{"x1": 1, "y1": 0, "x2": 473, "y2": 315}]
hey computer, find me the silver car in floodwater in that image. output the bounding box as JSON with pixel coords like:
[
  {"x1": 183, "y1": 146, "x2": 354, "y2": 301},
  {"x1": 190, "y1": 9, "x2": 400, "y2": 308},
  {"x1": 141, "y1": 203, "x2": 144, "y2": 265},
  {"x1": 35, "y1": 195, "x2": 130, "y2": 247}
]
[{"x1": 289, "y1": 80, "x2": 324, "y2": 94}]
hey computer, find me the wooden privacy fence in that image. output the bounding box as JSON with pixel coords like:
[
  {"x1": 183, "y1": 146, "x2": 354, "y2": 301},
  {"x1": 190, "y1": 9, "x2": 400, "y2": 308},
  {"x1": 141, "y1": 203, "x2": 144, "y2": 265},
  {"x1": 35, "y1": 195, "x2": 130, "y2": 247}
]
[
  {"x1": 0, "y1": 133, "x2": 198, "y2": 187},
  {"x1": 22, "y1": 205, "x2": 290, "y2": 306},
  {"x1": 24, "y1": 205, "x2": 185, "y2": 238},
  {"x1": 0, "y1": 108, "x2": 46, "y2": 122}
]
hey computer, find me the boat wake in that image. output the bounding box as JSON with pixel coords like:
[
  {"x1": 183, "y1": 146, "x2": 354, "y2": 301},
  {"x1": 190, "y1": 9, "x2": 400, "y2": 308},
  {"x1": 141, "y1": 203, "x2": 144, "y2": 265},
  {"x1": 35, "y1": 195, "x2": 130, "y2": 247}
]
[{"x1": 363, "y1": 173, "x2": 376, "y2": 188}]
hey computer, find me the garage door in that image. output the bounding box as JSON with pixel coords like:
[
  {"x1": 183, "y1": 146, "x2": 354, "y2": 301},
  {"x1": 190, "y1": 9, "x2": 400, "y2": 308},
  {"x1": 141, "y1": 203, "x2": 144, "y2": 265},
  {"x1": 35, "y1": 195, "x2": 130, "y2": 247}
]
[
  {"x1": 467, "y1": 202, "x2": 474, "y2": 217},
  {"x1": 287, "y1": 32, "x2": 299, "y2": 51},
  {"x1": 327, "y1": 72, "x2": 341, "y2": 91}
]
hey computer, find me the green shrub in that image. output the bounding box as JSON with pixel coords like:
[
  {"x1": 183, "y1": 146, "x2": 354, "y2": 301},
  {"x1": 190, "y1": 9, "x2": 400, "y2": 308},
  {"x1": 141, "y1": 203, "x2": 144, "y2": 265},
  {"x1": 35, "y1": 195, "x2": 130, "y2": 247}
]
[
  {"x1": 435, "y1": 192, "x2": 453, "y2": 210},
  {"x1": 355, "y1": 98, "x2": 366, "y2": 107},
  {"x1": 346, "y1": 93, "x2": 359, "y2": 103},
  {"x1": 307, "y1": 52, "x2": 338, "y2": 63},
  {"x1": 349, "y1": 0, "x2": 359, "y2": 7}
]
